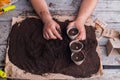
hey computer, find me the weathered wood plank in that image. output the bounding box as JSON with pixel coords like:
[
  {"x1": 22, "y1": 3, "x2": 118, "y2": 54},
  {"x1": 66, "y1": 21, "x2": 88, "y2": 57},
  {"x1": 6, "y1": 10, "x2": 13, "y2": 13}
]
[
  {"x1": 0, "y1": 0, "x2": 120, "y2": 79},
  {"x1": 13, "y1": 0, "x2": 120, "y2": 12},
  {"x1": 99, "y1": 46, "x2": 120, "y2": 65},
  {"x1": 0, "y1": 10, "x2": 36, "y2": 21},
  {"x1": 0, "y1": 22, "x2": 11, "y2": 45},
  {"x1": 108, "y1": 23, "x2": 120, "y2": 29},
  {"x1": 81, "y1": 69, "x2": 120, "y2": 80},
  {"x1": 95, "y1": 0, "x2": 120, "y2": 11},
  {"x1": 93, "y1": 12, "x2": 120, "y2": 23},
  {"x1": 15, "y1": 0, "x2": 33, "y2": 11},
  {"x1": 101, "y1": 69, "x2": 120, "y2": 80},
  {"x1": 0, "y1": 45, "x2": 7, "y2": 66},
  {"x1": 0, "y1": 0, "x2": 120, "y2": 23}
]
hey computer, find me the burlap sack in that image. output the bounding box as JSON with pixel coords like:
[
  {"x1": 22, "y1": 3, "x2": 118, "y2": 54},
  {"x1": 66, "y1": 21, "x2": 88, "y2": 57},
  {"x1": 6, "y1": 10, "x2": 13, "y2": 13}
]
[{"x1": 5, "y1": 16, "x2": 103, "y2": 80}]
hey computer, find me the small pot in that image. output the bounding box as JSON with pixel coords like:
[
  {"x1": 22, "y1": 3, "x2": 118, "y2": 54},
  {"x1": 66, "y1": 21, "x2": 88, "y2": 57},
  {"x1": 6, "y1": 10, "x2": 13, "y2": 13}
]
[
  {"x1": 67, "y1": 27, "x2": 79, "y2": 40},
  {"x1": 69, "y1": 40, "x2": 83, "y2": 53},
  {"x1": 71, "y1": 51, "x2": 85, "y2": 65}
]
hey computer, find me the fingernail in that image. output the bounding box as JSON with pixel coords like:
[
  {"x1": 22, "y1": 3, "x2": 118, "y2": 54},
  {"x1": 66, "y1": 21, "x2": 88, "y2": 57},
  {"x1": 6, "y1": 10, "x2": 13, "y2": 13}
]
[
  {"x1": 60, "y1": 38, "x2": 63, "y2": 40},
  {"x1": 82, "y1": 37, "x2": 86, "y2": 40}
]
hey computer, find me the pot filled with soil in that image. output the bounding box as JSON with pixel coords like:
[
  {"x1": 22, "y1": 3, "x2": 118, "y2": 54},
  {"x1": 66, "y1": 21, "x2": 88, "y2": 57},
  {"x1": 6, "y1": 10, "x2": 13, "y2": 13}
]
[
  {"x1": 69, "y1": 40, "x2": 83, "y2": 52},
  {"x1": 71, "y1": 51, "x2": 85, "y2": 65},
  {"x1": 67, "y1": 27, "x2": 79, "y2": 40}
]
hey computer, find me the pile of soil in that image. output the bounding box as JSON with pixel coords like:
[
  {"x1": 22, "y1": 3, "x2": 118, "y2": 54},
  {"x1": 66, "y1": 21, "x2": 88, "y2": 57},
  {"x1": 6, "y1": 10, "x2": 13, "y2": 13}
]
[{"x1": 8, "y1": 18, "x2": 100, "y2": 78}]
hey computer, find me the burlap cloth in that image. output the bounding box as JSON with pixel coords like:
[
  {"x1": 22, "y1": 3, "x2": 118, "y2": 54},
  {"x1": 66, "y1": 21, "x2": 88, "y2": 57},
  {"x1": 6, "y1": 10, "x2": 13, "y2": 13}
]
[{"x1": 5, "y1": 16, "x2": 103, "y2": 80}]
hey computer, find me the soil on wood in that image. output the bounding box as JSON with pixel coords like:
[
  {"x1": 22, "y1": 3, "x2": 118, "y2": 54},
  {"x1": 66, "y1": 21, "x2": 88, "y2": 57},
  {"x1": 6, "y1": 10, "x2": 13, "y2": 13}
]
[{"x1": 8, "y1": 18, "x2": 100, "y2": 78}]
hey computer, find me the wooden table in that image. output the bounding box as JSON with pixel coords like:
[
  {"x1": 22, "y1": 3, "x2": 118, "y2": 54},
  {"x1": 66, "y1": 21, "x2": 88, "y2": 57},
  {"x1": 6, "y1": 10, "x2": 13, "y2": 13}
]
[{"x1": 0, "y1": 0, "x2": 120, "y2": 80}]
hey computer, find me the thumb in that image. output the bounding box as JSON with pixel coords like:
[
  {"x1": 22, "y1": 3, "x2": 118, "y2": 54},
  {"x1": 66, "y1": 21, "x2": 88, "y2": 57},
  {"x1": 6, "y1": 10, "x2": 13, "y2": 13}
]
[
  {"x1": 67, "y1": 22, "x2": 75, "y2": 29},
  {"x1": 76, "y1": 26, "x2": 86, "y2": 40}
]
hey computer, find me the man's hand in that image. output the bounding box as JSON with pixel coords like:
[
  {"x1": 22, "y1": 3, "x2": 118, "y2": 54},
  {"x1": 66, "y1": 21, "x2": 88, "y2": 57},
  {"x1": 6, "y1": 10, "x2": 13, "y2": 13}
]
[
  {"x1": 31, "y1": 0, "x2": 62, "y2": 40},
  {"x1": 67, "y1": 0, "x2": 98, "y2": 40},
  {"x1": 43, "y1": 19, "x2": 62, "y2": 40},
  {"x1": 67, "y1": 19, "x2": 86, "y2": 40}
]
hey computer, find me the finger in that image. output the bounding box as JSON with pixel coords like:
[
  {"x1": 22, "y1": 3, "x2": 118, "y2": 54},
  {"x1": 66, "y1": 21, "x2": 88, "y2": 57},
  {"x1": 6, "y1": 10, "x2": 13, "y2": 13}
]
[
  {"x1": 45, "y1": 32, "x2": 50, "y2": 40},
  {"x1": 52, "y1": 28, "x2": 62, "y2": 40},
  {"x1": 43, "y1": 34, "x2": 46, "y2": 39},
  {"x1": 76, "y1": 32, "x2": 86, "y2": 40},
  {"x1": 43, "y1": 32, "x2": 48, "y2": 39},
  {"x1": 56, "y1": 25, "x2": 61, "y2": 34},
  {"x1": 47, "y1": 29, "x2": 57, "y2": 39},
  {"x1": 76, "y1": 34, "x2": 82, "y2": 40},
  {"x1": 82, "y1": 32, "x2": 86, "y2": 40},
  {"x1": 80, "y1": 28, "x2": 86, "y2": 40},
  {"x1": 56, "y1": 24, "x2": 60, "y2": 29}
]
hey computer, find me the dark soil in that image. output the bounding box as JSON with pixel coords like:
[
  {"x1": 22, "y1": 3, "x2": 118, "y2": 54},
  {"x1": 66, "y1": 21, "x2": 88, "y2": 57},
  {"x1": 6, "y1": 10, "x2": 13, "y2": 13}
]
[
  {"x1": 71, "y1": 51, "x2": 85, "y2": 62},
  {"x1": 68, "y1": 28, "x2": 79, "y2": 36},
  {"x1": 8, "y1": 18, "x2": 100, "y2": 78},
  {"x1": 70, "y1": 41, "x2": 83, "y2": 51}
]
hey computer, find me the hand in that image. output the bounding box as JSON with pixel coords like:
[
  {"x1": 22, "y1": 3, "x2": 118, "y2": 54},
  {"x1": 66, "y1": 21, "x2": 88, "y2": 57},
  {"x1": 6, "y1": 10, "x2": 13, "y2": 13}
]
[
  {"x1": 43, "y1": 19, "x2": 62, "y2": 40},
  {"x1": 67, "y1": 20, "x2": 86, "y2": 40}
]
